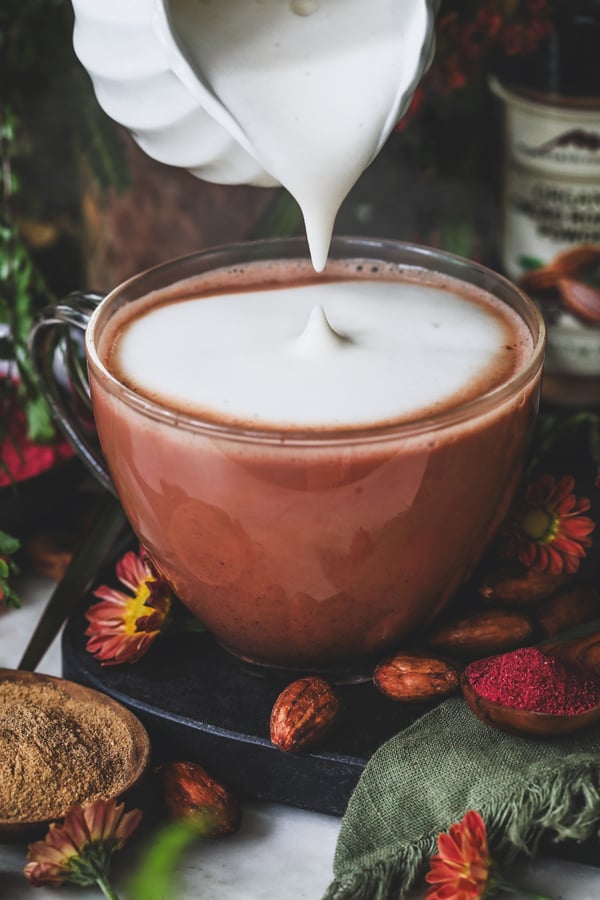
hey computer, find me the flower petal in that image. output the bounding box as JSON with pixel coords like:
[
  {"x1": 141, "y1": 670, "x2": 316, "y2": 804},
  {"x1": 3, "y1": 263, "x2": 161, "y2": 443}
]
[
  {"x1": 425, "y1": 811, "x2": 490, "y2": 900},
  {"x1": 116, "y1": 550, "x2": 152, "y2": 593},
  {"x1": 504, "y1": 473, "x2": 594, "y2": 575},
  {"x1": 85, "y1": 548, "x2": 171, "y2": 665},
  {"x1": 25, "y1": 799, "x2": 142, "y2": 889}
]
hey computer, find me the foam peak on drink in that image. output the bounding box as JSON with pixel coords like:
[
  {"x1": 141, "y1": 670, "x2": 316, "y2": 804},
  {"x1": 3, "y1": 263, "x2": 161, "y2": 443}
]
[{"x1": 106, "y1": 260, "x2": 531, "y2": 431}]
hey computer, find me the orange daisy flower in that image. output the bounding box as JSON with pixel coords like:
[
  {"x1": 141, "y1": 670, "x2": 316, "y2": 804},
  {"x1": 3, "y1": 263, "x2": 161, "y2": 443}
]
[
  {"x1": 25, "y1": 798, "x2": 142, "y2": 899},
  {"x1": 85, "y1": 548, "x2": 171, "y2": 665},
  {"x1": 426, "y1": 810, "x2": 492, "y2": 900},
  {"x1": 503, "y1": 474, "x2": 595, "y2": 575},
  {"x1": 425, "y1": 811, "x2": 551, "y2": 900}
]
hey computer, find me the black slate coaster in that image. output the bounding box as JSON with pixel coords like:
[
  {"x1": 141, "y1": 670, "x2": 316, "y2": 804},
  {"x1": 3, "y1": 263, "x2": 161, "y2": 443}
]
[{"x1": 61, "y1": 545, "x2": 437, "y2": 817}]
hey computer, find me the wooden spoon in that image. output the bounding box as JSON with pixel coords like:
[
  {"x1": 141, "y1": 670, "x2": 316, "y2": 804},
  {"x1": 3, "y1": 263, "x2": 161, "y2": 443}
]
[
  {"x1": 461, "y1": 673, "x2": 600, "y2": 738},
  {"x1": 0, "y1": 669, "x2": 150, "y2": 841}
]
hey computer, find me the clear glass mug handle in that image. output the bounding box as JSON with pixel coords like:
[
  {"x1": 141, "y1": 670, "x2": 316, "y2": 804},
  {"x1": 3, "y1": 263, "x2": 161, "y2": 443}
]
[{"x1": 29, "y1": 291, "x2": 116, "y2": 496}]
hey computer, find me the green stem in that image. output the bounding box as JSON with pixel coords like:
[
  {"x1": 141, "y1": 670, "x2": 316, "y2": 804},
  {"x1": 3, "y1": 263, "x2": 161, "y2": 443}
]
[
  {"x1": 127, "y1": 819, "x2": 204, "y2": 900},
  {"x1": 439, "y1": 214, "x2": 475, "y2": 259},
  {"x1": 95, "y1": 874, "x2": 120, "y2": 900}
]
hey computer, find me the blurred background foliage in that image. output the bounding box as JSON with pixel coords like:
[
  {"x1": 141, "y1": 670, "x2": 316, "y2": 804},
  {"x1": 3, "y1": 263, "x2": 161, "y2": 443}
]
[{"x1": 0, "y1": 0, "x2": 128, "y2": 443}]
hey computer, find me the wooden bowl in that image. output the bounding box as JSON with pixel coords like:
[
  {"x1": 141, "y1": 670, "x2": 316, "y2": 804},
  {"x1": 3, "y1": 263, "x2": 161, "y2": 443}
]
[
  {"x1": 461, "y1": 673, "x2": 600, "y2": 738},
  {"x1": 0, "y1": 669, "x2": 150, "y2": 841}
]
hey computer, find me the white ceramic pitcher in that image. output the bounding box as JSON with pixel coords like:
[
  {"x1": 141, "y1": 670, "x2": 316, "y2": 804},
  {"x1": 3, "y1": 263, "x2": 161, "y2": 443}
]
[{"x1": 71, "y1": 0, "x2": 437, "y2": 189}]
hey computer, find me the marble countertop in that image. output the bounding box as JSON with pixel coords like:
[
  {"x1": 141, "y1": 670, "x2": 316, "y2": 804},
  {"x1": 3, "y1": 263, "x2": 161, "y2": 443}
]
[{"x1": 2, "y1": 573, "x2": 600, "y2": 900}]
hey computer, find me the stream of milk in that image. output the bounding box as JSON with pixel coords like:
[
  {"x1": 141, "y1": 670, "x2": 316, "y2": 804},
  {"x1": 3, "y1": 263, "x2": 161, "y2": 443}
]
[{"x1": 162, "y1": 0, "x2": 434, "y2": 270}]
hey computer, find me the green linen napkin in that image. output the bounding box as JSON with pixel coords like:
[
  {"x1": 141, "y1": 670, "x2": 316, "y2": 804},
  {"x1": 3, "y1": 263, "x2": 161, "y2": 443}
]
[{"x1": 323, "y1": 696, "x2": 600, "y2": 900}]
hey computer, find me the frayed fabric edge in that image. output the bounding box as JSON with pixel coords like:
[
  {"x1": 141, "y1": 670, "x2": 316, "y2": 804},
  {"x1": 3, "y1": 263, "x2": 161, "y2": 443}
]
[
  {"x1": 322, "y1": 837, "x2": 437, "y2": 900},
  {"x1": 322, "y1": 761, "x2": 600, "y2": 900}
]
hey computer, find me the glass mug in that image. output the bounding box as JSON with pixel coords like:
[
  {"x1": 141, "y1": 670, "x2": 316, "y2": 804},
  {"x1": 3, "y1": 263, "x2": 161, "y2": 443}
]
[{"x1": 30, "y1": 237, "x2": 545, "y2": 678}]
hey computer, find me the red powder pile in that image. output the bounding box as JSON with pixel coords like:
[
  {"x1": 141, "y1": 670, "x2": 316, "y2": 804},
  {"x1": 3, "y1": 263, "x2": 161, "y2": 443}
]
[{"x1": 465, "y1": 647, "x2": 600, "y2": 715}]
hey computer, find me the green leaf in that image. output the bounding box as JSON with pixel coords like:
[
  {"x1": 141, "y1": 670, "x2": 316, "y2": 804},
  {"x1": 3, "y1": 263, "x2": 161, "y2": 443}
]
[
  {"x1": 0, "y1": 530, "x2": 20, "y2": 608},
  {"x1": 0, "y1": 10, "x2": 131, "y2": 444},
  {"x1": 22, "y1": 392, "x2": 56, "y2": 444},
  {"x1": 439, "y1": 216, "x2": 475, "y2": 259},
  {"x1": 1, "y1": 580, "x2": 21, "y2": 609},
  {"x1": 127, "y1": 819, "x2": 208, "y2": 900},
  {"x1": 0, "y1": 529, "x2": 20, "y2": 556},
  {"x1": 518, "y1": 255, "x2": 545, "y2": 273}
]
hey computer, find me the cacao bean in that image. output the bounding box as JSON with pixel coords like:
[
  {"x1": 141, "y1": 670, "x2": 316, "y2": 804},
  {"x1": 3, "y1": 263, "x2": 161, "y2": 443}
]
[
  {"x1": 478, "y1": 563, "x2": 570, "y2": 606},
  {"x1": 160, "y1": 761, "x2": 240, "y2": 837},
  {"x1": 536, "y1": 584, "x2": 600, "y2": 637},
  {"x1": 373, "y1": 651, "x2": 460, "y2": 702},
  {"x1": 427, "y1": 608, "x2": 534, "y2": 659},
  {"x1": 270, "y1": 676, "x2": 340, "y2": 753}
]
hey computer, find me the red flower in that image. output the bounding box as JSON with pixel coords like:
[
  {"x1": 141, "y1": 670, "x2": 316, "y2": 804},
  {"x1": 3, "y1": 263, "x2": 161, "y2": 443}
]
[
  {"x1": 25, "y1": 798, "x2": 141, "y2": 896},
  {"x1": 0, "y1": 403, "x2": 74, "y2": 489},
  {"x1": 503, "y1": 474, "x2": 595, "y2": 575},
  {"x1": 85, "y1": 548, "x2": 171, "y2": 665},
  {"x1": 426, "y1": 810, "x2": 492, "y2": 900},
  {"x1": 398, "y1": 0, "x2": 554, "y2": 106},
  {"x1": 425, "y1": 811, "x2": 552, "y2": 900}
]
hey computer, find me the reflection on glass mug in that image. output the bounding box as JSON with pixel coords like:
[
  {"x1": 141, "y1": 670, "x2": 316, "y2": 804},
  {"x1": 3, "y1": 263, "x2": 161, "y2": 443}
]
[{"x1": 30, "y1": 237, "x2": 545, "y2": 678}]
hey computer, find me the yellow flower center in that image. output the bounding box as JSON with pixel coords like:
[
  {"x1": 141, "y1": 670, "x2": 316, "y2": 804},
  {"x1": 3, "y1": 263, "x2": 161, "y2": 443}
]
[
  {"x1": 520, "y1": 507, "x2": 559, "y2": 545},
  {"x1": 123, "y1": 582, "x2": 153, "y2": 635}
]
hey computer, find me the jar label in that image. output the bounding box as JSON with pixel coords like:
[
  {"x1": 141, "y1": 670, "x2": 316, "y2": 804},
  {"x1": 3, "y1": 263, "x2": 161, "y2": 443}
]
[
  {"x1": 490, "y1": 81, "x2": 600, "y2": 278},
  {"x1": 491, "y1": 78, "x2": 600, "y2": 387},
  {"x1": 502, "y1": 166, "x2": 600, "y2": 281}
]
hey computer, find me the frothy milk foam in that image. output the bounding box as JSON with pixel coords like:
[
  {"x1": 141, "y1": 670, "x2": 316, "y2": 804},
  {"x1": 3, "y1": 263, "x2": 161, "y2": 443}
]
[{"x1": 105, "y1": 261, "x2": 532, "y2": 430}]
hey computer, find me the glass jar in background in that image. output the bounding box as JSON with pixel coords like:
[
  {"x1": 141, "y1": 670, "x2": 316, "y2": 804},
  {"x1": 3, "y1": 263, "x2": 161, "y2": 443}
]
[{"x1": 490, "y1": 0, "x2": 600, "y2": 408}]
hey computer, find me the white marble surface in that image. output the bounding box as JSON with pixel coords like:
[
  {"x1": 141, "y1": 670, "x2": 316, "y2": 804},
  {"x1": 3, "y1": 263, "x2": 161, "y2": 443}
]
[{"x1": 2, "y1": 573, "x2": 600, "y2": 899}]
